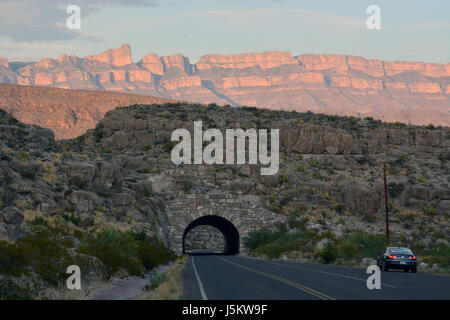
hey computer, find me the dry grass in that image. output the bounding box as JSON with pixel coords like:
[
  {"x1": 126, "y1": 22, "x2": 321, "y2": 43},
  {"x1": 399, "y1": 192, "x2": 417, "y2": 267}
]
[
  {"x1": 23, "y1": 209, "x2": 43, "y2": 222},
  {"x1": 41, "y1": 161, "x2": 58, "y2": 183},
  {"x1": 139, "y1": 256, "x2": 187, "y2": 300}
]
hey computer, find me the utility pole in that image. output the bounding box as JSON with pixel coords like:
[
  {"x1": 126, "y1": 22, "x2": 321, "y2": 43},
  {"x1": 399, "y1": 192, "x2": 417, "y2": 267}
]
[{"x1": 383, "y1": 162, "x2": 389, "y2": 243}]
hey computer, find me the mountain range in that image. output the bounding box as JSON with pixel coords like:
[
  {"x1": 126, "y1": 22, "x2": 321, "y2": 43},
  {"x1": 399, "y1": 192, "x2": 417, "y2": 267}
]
[{"x1": 0, "y1": 44, "x2": 449, "y2": 135}]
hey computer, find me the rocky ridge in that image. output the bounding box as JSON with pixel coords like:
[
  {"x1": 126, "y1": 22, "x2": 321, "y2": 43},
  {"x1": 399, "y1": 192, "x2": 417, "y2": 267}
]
[
  {"x1": 1, "y1": 44, "x2": 449, "y2": 129},
  {"x1": 0, "y1": 83, "x2": 173, "y2": 139}
]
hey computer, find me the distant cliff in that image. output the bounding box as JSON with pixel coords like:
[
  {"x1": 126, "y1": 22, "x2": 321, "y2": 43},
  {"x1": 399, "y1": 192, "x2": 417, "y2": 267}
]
[
  {"x1": 1, "y1": 44, "x2": 449, "y2": 127},
  {"x1": 0, "y1": 83, "x2": 173, "y2": 139}
]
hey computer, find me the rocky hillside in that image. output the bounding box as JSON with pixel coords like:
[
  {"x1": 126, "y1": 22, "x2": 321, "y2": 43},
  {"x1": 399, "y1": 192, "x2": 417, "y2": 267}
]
[
  {"x1": 0, "y1": 103, "x2": 449, "y2": 297},
  {"x1": 1, "y1": 44, "x2": 449, "y2": 126},
  {"x1": 0, "y1": 83, "x2": 173, "y2": 140},
  {"x1": 2, "y1": 102, "x2": 448, "y2": 245}
]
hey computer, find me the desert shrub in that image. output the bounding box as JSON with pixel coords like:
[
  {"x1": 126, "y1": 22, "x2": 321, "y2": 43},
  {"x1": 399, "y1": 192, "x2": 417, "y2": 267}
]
[
  {"x1": 12, "y1": 163, "x2": 36, "y2": 180},
  {"x1": 16, "y1": 233, "x2": 75, "y2": 286},
  {"x1": 70, "y1": 176, "x2": 85, "y2": 190},
  {"x1": 79, "y1": 229, "x2": 144, "y2": 277},
  {"x1": 308, "y1": 159, "x2": 319, "y2": 167},
  {"x1": 30, "y1": 216, "x2": 47, "y2": 226},
  {"x1": 256, "y1": 232, "x2": 311, "y2": 259},
  {"x1": 0, "y1": 278, "x2": 35, "y2": 300},
  {"x1": 319, "y1": 242, "x2": 338, "y2": 263},
  {"x1": 0, "y1": 233, "x2": 75, "y2": 287},
  {"x1": 424, "y1": 205, "x2": 437, "y2": 216},
  {"x1": 388, "y1": 182, "x2": 405, "y2": 198},
  {"x1": 62, "y1": 213, "x2": 81, "y2": 226},
  {"x1": 345, "y1": 231, "x2": 387, "y2": 258},
  {"x1": 287, "y1": 213, "x2": 306, "y2": 230},
  {"x1": 94, "y1": 126, "x2": 104, "y2": 141},
  {"x1": 335, "y1": 238, "x2": 358, "y2": 260},
  {"x1": 135, "y1": 238, "x2": 175, "y2": 270},
  {"x1": 0, "y1": 241, "x2": 29, "y2": 277},
  {"x1": 421, "y1": 244, "x2": 450, "y2": 268},
  {"x1": 279, "y1": 174, "x2": 289, "y2": 183},
  {"x1": 244, "y1": 225, "x2": 313, "y2": 259},
  {"x1": 145, "y1": 272, "x2": 168, "y2": 291},
  {"x1": 79, "y1": 229, "x2": 175, "y2": 278},
  {"x1": 243, "y1": 227, "x2": 280, "y2": 251}
]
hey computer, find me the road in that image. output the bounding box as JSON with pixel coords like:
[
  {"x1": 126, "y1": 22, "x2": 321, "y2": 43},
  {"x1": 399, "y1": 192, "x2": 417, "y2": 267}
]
[{"x1": 182, "y1": 255, "x2": 450, "y2": 300}]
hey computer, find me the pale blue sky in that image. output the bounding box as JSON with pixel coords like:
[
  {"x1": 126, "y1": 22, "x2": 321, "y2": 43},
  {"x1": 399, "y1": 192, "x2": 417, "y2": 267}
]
[{"x1": 0, "y1": 0, "x2": 448, "y2": 63}]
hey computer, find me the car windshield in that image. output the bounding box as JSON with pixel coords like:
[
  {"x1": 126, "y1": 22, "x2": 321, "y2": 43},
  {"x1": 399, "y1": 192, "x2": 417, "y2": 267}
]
[{"x1": 388, "y1": 248, "x2": 413, "y2": 255}]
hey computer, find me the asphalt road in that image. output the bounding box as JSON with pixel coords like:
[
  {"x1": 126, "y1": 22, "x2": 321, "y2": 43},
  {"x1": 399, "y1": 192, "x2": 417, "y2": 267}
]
[{"x1": 182, "y1": 255, "x2": 450, "y2": 300}]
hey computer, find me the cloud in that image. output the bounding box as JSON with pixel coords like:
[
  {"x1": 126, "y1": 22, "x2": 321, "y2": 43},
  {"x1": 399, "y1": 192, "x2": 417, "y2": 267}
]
[
  {"x1": 0, "y1": 0, "x2": 158, "y2": 42},
  {"x1": 391, "y1": 21, "x2": 450, "y2": 29},
  {"x1": 182, "y1": 8, "x2": 363, "y2": 27}
]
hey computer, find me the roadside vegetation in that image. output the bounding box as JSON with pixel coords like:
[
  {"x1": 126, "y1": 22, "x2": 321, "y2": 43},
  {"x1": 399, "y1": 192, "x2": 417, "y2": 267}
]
[
  {"x1": 244, "y1": 224, "x2": 450, "y2": 273},
  {"x1": 0, "y1": 216, "x2": 175, "y2": 300},
  {"x1": 139, "y1": 256, "x2": 186, "y2": 300}
]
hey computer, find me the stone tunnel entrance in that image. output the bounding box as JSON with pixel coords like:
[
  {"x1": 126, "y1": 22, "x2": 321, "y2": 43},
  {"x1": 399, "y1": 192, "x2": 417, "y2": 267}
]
[
  {"x1": 164, "y1": 194, "x2": 284, "y2": 255},
  {"x1": 182, "y1": 215, "x2": 240, "y2": 255}
]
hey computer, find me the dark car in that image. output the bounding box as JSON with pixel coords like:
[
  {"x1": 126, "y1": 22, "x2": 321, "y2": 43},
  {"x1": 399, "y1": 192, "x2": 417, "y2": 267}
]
[{"x1": 377, "y1": 247, "x2": 417, "y2": 273}]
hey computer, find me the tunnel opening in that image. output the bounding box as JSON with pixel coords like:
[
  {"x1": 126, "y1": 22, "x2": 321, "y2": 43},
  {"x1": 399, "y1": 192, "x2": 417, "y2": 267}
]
[{"x1": 182, "y1": 215, "x2": 240, "y2": 255}]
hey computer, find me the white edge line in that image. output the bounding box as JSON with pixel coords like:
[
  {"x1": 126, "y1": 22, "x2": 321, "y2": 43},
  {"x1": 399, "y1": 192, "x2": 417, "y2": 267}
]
[{"x1": 192, "y1": 256, "x2": 208, "y2": 300}]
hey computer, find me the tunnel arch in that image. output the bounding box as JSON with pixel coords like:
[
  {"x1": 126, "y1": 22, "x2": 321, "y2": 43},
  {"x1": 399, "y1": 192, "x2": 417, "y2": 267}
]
[{"x1": 182, "y1": 215, "x2": 240, "y2": 255}]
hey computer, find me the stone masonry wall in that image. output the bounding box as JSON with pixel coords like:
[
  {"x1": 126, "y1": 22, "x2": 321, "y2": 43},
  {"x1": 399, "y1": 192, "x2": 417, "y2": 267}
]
[
  {"x1": 184, "y1": 225, "x2": 225, "y2": 252},
  {"x1": 164, "y1": 193, "x2": 284, "y2": 255}
]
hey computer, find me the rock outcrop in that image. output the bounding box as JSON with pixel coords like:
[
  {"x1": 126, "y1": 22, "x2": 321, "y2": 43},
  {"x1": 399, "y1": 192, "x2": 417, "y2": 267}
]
[
  {"x1": 0, "y1": 83, "x2": 173, "y2": 139},
  {"x1": 0, "y1": 45, "x2": 448, "y2": 129},
  {"x1": 86, "y1": 44, "x2": 132, "y2": 66}
]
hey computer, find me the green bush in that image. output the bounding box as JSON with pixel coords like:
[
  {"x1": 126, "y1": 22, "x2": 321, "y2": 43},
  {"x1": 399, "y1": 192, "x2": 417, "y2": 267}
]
[
  {"x1": 345, "y1": 231, "x2": 387, "y2": 259},
  {"x1": 256, "y1": 232, "x2": 311, "y2": 259},
  {"x1": 79, "y1": 229, "x2": 175, "y2": 278},
  {"x1": 62, "y1": 213, "x2": 81, "y2": 226},
  {"x1": 133, "y1": 232, "x2": 176, "y2": 270},
  {"x1": 0, "y1": 241, "x2": 28, "y2": 277},
  {"x1": 243, "y1": 227, "x2": 280, "y2": 251},
  {"x1": 17, "y1": 234, "x2": 75, "y2": 286},
  {"x1": 79, "y1": 229, "x2": 144, "y2": 277},
  {"x1": 424, "y1": 205, "x2": 437, "y2": 216},
  {"x1": 245, "y1": 227, "x2": 388, "y2": 264},
  {"x1": 244, "y1": 226, "x2": 313, "y2": 259},
  {"x1": 0, "y1": 233, "x2": 75, "y2": 287},
  {"x1": 145, "y1": 272, "x2": 168, "y2": 291},
  {"x1": 0, "y1": 278, "x2": 35, "y2": 300},
  {"x1": 421, "y1": 244, "x2": 450, "y2": 268},
  {"x1": 70, "y1": 176, "x2": 85, "y2": 190},
  {"x1": 319, "y1": 242, "x2": 338, "y2": 263}
]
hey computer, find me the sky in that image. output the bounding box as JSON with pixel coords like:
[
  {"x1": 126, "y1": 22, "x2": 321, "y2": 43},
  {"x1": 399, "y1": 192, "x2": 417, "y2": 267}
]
[{"x1": 0, "y1": 0, "x2": 449, "y2": 63}]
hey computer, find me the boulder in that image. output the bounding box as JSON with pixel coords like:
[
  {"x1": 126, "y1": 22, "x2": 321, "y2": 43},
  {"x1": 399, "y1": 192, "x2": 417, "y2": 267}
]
[
  {"x1": 418, "y1": 262, "x2": 428, "y2": 271},
  {"x1": 408, "y1": 185, "x2": 435, "y2": 201},
  {"x1": 343, "y1": 183, "x2": 380, "y2": 215},
  {"x1": 67, "y1": 161, "x2": 97, "y2": 188},
  {"x1": 111, "y1": 192, "x2": 135, "y2": 207},
  {"x1": 360, "y1": 258, "x2": 377, "y2": 268},
  {"x1": 68, "y1": 190, "x2": 103, "y2": 212},
  {"x1": 79, "y1": 214, "x2": 94, "y2": 228},
  {"x1": 1, "y1": 206, "x2": 24, "y2": 225},
  {"x1": 0, "y1": 222, "x2": 21, "y2": 242},
  {"x1": 315, "y1": 238, "x2": 332, "y2": 250}
]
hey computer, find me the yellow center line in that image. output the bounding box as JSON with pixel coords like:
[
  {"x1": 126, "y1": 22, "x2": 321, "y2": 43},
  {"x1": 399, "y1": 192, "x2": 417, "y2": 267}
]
[{"x1": 217, "y1": 257, "x2": 336, "y2": 300}]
